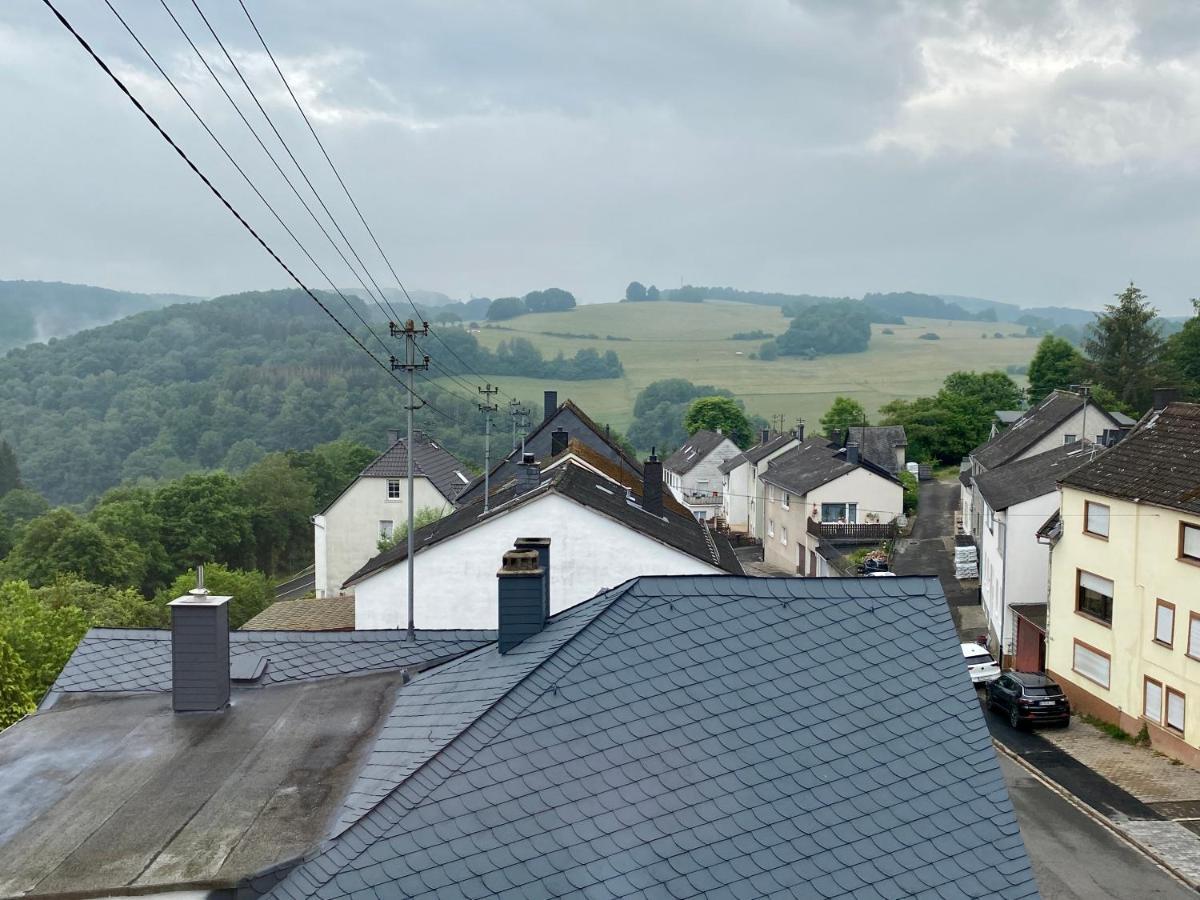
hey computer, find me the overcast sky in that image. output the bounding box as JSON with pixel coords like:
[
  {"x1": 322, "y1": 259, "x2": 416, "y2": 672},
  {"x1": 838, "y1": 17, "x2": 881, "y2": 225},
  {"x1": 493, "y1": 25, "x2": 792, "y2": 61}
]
[{"x1": 4, "y1": 1, "x2": 1200, "y2": 313}]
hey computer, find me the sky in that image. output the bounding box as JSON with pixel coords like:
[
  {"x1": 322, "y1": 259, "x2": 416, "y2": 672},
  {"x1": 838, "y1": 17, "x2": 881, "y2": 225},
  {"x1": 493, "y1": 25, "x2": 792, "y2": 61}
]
[{"x1": 3, "y1": 0, "x2": 1200, "y2": 314}]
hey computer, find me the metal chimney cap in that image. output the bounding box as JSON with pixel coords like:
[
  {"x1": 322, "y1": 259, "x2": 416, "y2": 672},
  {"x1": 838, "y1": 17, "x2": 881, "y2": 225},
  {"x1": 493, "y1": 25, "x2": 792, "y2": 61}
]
[{"x1": 168, "y1": 594, "x2": 232, "y2": 608}]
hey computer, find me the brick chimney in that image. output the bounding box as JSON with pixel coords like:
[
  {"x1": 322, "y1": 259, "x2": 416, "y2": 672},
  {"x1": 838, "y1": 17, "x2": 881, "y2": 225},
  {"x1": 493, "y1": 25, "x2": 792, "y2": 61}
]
[
  {"x1": 517, "y1": 452, "x2": 541, "y2": 493},
  {"x1": 168, "y1": 566, "x2": 231, "y2": 713},
  {"x1": 550, "y1": 428, "x2": 569, "y2": 456},
  {"x1": 760, "y1": 428, "x2": 770, "y2": 445},
  {"x1": 1153, "y1": 387, "x2": 1182, "y2": 410},
  {"x1": 387, "y1": 429, "x2": 401, "y2": 445},
  {"x1": 643, "y1": 450, "x2": 664, "y2": 516},
  {"x1": 846, "y1": 442, "x2": 860, "y2": 465},
  {"x1": 543, "y1": 390, "x2": 558, "y2": 423},
  {"x1": 497, "y1": 548, "x2": 545, "y2": 653},
  {"x1": 795, "y1": 421, "x2": 805, "y2": 441},
  {"x1": 515, "y1": 537, "x2": 551, "y2": 620}
]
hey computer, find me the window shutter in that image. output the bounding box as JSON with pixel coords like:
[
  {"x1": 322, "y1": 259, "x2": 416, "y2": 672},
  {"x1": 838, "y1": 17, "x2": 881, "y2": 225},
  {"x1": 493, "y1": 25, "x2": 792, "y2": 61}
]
[
  {"x1": 1185, "y1": 526, "x2": 1200, "y2": 559},
  {"x1": 1073, "y1": 643, "x2": 1110, "y2": 688},
  {"x1": 1079, "y1": 572, "x2": 1114, "y2": 597},
  {"x1": 1190, "y1": 617, "x2": 1200, "y2": 658},
  {"x1": 1145, "y1": 681, "x2": 1162, "y2": 723},
  {"x1": 1156, "y1": 604, "x2": 1175, "y2": 644},
  {"x1": 1168, "y1": 692, "x2": 1186, "y2": 731}
]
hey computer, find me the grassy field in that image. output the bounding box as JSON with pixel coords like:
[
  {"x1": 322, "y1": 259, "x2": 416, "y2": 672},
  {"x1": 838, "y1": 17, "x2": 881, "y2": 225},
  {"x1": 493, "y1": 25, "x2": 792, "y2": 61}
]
[{"x1": 432, "y1": 301, "x2": 1037, "y2": 438}]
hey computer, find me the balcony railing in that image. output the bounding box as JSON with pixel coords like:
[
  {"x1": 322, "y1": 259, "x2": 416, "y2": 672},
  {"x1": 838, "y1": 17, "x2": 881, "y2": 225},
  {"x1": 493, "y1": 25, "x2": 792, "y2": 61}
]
[{"x1": 806, "y1": 520, "x2": 897, "y2": 542}]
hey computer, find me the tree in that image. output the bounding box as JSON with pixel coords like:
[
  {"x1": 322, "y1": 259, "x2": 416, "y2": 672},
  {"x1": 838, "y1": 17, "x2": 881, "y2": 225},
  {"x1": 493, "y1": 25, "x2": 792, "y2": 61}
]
[
  {"x1": 0, "y1": 440, "x2": 20, "y2": 498},
  {"x1": 683, "y1": 397, "x2": 753, "y2": 448},
  {"x1": 240, "y1": 454, "x2": 315, "y2": 574},
  {"x1": 1084, "y1": 283, "x2": 1165, "y2": 412},
  {"x1": 0, "y1": 488, "x2": 48, "y2": 526},
  {"x1": 152, "y1": 472, "x2": 254, "y2": 572},
  {"x1": 377, "y1": 505, "x2": 449, "y2": 552},
  {"x1": 774, "y1": 301, "x2": 871, "y2": 357},
  {"x1": 1, "y1": 509, "x2": 142, "y2": 588},
  {"x1": 1026, "y1": 335, "x2": 1083, "y2": 402},
  {"x1": 628, "y1": 379, "x2": 735, "y2": 452},
  {"x1": 1165, "y1": 299, "x2": 1200, "y2": 398},
  {"x1": 0, "y1": 580, "x2": 89, "y2": 703},
  {"x1": 624, "y1": 281, "x2": 647, "y2": 302},
  {"x1": 820, "y1": 397, "x2": 868, "y2": 438},
  {"x1": 486, "y1": 296, "x2": 526, "y2": 321},
  {"x1": 154, "y1": 564, "x2": 274, "y2": 629},
  {"x1": 433, "y1": 309, "x2": 462, "y2": 324},
  {"x1": 0, "y1": 639, "x2": 35, "y2": 729},
  {"x1": 646, "y1": 284, "x2": 660, "y2": 301},
  {"x1": 523, "y1": 288, "x2": 577, "y2": 313},
  {"x1": 880, "y1": 371, "x2": 1022, "y2": 463}
]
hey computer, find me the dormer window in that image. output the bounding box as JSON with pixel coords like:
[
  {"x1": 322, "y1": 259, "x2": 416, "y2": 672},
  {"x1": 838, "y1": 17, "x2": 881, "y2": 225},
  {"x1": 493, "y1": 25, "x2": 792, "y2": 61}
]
[{"x1": 387, "y1": 479, "x2": 401, "y2": 499}]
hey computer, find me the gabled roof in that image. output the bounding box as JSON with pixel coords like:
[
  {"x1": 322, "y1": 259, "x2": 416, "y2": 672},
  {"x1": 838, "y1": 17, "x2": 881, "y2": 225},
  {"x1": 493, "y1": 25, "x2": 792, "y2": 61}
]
[
  {"x1": 1060, "y1": 402, "x2": 1200, "y2": 515},
  {"x1": 971, "y1": 390, "x2": 1118, "y2": 471},
  {"x1": 662, "y1": 429, "x2": 733, "y2": 474},
  {"x1": 355, "y1": 430, "x2": 473, "y2": 502},
  {"x1": 45, "y1": 627, "x2": 493, "y2": 702},
  {"x1": 268, "y1": 575, "x2": 1038, "y2": 900},
  {"x1": 973, "y1": 442, "x2": 1095, "y2": 511},
  {"x1": 761, "y1": 437, "x2": 900, "y2": 496},
  {"x1": 718, "y1": 431, "x2": 797, "y2": 474},
  {"x1": 844, "y1": 425, "x2": 907, "y2": 473},
  {"x1": 994, "y1": 410, "x2": 1023, "y2": 425},
  {"x1": 345, "y1": 459, "x2": 742, "y2": 586},
  {"x1": 241, "y1": 597, "x2": 355, "y2": 631}
]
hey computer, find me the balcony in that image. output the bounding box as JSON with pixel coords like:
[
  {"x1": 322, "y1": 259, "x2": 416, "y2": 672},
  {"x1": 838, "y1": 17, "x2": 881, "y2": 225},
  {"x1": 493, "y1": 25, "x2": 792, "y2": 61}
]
[{"x1": 806, "y1": 519, "x2": 897, "y2": 543}]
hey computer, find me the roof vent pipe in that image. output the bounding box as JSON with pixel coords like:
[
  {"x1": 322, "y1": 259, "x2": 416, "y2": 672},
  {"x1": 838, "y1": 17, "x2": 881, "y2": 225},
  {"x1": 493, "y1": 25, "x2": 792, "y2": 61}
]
[
  {"x1": 642, "y1": 449, "x2": 664, "y2": 516},
  {"x1": 846, "y1": 442, "x2": 860, "y2": 465},
  {"x1": 497, "y1": 548, "x2": 545, "y2": 653},
  {"x1": 515, "y1": 537, "x2": 551, "y2": 620},
  {"x1": 543, "y1": 390, "x2": 558, "y2": 423},
  {"x1": 168, "y1": 565, "x2": 231, "y2": 713}
]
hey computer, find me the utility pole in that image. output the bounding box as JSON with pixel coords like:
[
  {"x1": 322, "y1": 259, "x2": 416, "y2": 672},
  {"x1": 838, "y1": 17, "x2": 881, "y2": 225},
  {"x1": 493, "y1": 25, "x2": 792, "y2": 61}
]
[
  {"x1": 509, "y1": 397, "x2": 522, "y2": 451},
  {"x1": 517, "y1": 405, "x2": 532, "y2": 455},
  {"x1": 478, "y1": 383, "x2": 499, "y2": 511},
  {"x1": 390, "y1": 319, "x2": 429, "y2": 642}
]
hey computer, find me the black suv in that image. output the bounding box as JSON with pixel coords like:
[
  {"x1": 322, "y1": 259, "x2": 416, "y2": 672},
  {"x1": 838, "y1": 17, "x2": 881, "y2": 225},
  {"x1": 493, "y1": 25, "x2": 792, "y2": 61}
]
[{"x1": 986, "y1": 672, "x2": 1070, "y2": 729}]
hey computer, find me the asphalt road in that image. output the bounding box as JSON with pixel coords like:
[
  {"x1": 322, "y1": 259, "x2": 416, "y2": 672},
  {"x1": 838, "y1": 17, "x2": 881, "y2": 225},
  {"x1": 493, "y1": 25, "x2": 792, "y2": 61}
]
[{"x1": 999, "y1": 755, "x2": 1195, "y2": 898}]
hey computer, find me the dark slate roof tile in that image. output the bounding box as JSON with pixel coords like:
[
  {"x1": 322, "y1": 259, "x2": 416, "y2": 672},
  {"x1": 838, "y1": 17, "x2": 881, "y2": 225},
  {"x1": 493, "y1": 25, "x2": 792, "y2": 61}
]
[
  {"x1": 971, "y1": 390, "x2": 1119, "y2": 470},
  {"x1": 356, "y1": 430, "x2": 473, "y2": 501}
]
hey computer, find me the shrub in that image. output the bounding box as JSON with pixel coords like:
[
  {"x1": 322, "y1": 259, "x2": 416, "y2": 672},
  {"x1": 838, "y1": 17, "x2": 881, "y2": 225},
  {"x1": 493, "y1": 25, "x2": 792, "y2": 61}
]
[{"x1": 918, "y1": 332, "x2": 940, "y2": 341}]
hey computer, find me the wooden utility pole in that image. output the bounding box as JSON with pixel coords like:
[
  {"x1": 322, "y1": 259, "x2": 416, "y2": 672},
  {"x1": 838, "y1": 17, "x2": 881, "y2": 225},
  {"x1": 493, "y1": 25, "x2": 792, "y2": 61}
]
[{"x1": 390, "y1": 319, "x2": 429, "y2": 641}]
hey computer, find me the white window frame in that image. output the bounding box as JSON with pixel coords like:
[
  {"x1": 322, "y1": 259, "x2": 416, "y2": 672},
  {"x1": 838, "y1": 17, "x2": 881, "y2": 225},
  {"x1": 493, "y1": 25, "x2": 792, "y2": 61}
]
[
  {"x1": 1188, "y1": 612, "x2": 1200, "y2": 661},
  {"x1": 1167, "y1": 688, "x2": 1186, "y2": 734},
  {"x1": 820, "y1": 502, "x2": 857, "y2": 524},
  {"x1": 1064, "y1": 434, "x2": 1077, "y2": 445},
  {"x1": 1181, "y1": 523, "x2": 1200, "y2": 563},
  {"x1": 379, "y1": 520, "x2": 394, "y2": 539},
  {"x1": 768, "y1": 518, "x2": 775, "y2": 538},
  {"x1": 1145, "y1": 677, "x2": 1163, "y2": 724},
  {"x1": 1155, "y1": 599, "x2": 1176, "y2": 648},
  {"x1": 780, "y1": 526, "x2": 788, "y2": 546},
  {"x1": 386, "y1": 478, "x2": 401, "y2": 500},
  {"x1": 781, "y1": 492, "x2": 790, "y2": 510},
  {"x1": 1084, "y1": 501, "x2": 1110, "y2": 538}
]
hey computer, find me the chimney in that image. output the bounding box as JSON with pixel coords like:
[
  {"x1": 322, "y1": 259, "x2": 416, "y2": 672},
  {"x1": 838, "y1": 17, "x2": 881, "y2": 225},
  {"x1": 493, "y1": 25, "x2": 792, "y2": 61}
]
[
  {"x1": 168, "y1": 566, "x2": 231, "y2": 713},
  {"x1": 497, "y1": 548, "x2": 545, "y2": 653},
  {"x1": 550, "y1": 428, "x2": 569, "y2": 456},
  {"x1": 795, "y1": 421, "x2": 805, "y2": 441},
  {"x1": 543, "y1": 390, "x2": 558, "y2": 423},
  {"x1": 1153, "y1": 387, "x2": 1182, "y2": 410},
  {"x1": 514, "y1": 537, "x2": 551, "y2": 620},
  {"x1": 760, "y1": 428, "x2": 770, "y2": 445},
  {"x1": 517, "y1": 451, "x2": 541, "y2": 493},
  {"x1": 642, "y1": 449, "x2": 664, "y2": 516},
  {"x1": 846, "y1": 442, "x2": 860, "y2": 465},
  {"x1": 386, "y1": 429, "x2": 401, "y2": 445}
]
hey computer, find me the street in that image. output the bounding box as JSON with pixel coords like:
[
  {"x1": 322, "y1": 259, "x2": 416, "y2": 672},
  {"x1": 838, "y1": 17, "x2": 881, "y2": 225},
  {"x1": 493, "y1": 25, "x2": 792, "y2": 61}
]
[{"x1": 1000, "y1": 756, "x2": 1195, "y2": 898}]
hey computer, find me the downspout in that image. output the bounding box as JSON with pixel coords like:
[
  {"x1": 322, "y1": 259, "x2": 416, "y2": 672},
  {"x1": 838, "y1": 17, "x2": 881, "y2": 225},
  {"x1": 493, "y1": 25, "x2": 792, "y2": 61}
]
[{"x1": 999, "y1": 511, "x2": 1009, "y2": 669}]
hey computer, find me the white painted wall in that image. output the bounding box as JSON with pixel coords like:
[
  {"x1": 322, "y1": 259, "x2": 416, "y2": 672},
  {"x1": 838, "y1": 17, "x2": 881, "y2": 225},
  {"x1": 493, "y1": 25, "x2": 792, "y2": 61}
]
[
  {"x1": 722, "y1": 462, "x2": 752, "y2": 531},
  {"x1": 315, "y1": 476, "x2": 452, "y2": 597},
  {"x1": 750, "y1": 440, "x2": 800, "y2": 538},
  {"x1": 668, "y1": 438, "x2": 742, "y2": 521},
  {"x1": 354, "y1": 493, "x2": 725, "y2": 629}
]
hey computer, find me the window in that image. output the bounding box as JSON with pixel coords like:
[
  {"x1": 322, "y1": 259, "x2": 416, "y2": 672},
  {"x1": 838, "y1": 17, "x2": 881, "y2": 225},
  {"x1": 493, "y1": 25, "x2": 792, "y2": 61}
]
[
  {"x1": 1076, "y1": 570, "x2": 1114, "y2": 625},
  {"x1": 1145, "y1": 677, "x2": 1163, "y2": 724},
  {"x1": 1064, "y1": 434, "x2": 1077, "y2": 445},
  {"x1": 768, "y1": 518, "x2": 775, "y2": 538},
  {"x1": 379, "y1": 520, "x2": 394, "y2": 539},
  {"x1": 387, "y1": 478, "x2": 401, "y2": 500},
  {"x1": 1084, "y1": 501, "x2": 1109, "y2": 538},
  {"x1": 781, "y1": 526, "x2": 788, "y2": 546},
  {"x1": 1155, "y1": 600, "x2": 1176, "y2": 647},
  {"x1": 1167, "y1": 688, "x2": 1186, "y2": 733},
  {"x1": 820, "y1": 503, "x2": 857, "y2": 524},
  {"x1": 986, "y1": 505, "x2": 995, "y2": 533},
  {"x1": 782, "y1": 492, "x2": 790, "y2": 510},
  {"x1": 1181, "y1": 523, "x2": 1200, "y2": 564},
  {"x1": 1072, "y1": 640, "x2": 1111, "y2": 689},
  {"x1": 1189, "y1": 613, "x2": 1200, "y2": 661}
]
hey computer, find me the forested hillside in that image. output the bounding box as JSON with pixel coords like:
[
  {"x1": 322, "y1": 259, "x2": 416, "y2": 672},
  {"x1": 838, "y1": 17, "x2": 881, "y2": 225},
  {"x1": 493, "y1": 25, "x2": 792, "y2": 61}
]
[
  {"x1": 0, "y1": 280, "x2": 201, "y2": 352},
  {"x1": 0, "y1": 289, "x2": 621, "y2": 504}
]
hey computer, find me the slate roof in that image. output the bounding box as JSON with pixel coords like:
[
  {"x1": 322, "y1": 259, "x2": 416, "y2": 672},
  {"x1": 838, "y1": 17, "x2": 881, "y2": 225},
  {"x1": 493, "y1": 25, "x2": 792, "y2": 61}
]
[
  {"x1": 971, "y1": 390, "x2": 1116, "y2": 471},
  {"x1": 760, "y1": 437, "x2": 900, "y2": 496},
  {"x1": 345, "y1": 459, "x2": 742, "y2": 586},
  {"x1": 1060, "y1": 402, "x2": 1200, "y2": 516},
  {"x1": 844, "y1": 425, "x2": 907, "y2": 474},
  {"x1": 972, "y1": 442, "x2": 1096, "y2": 511},
  {"x1": 242, "y1": 596, "x2": 356, "y2": 631},
  {"x1": 350, "y1": 430, "x2": 472, "y2": 504},
  {"x1": 268, "y1": 575, "x2": 1039, "y2": 900},
  {"x1": 718, "y1": 431, "x2": 797, "y2": 474},
  {"x1": 663, "y1": 429, "x2": 731, "y2": 474},
  {"x1": 44, "y1": 628, "x2": 494, "y2": 703},
  {"x1": 994, "y1": 410, "x2": 1023, "y2": 426}
]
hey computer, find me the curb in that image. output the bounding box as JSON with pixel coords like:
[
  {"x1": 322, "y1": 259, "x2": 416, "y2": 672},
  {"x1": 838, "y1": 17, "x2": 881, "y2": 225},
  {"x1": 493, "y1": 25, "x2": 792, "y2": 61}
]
[{"x1": 993, "y1": 738, "x2": 1200, "y2": 892}]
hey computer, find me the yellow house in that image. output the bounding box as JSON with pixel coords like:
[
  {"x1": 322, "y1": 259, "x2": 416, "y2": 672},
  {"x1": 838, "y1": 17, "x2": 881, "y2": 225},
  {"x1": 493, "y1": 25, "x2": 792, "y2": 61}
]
[{"x1": 1045, "y1": 402, "x2": 1200, "y2": 766}]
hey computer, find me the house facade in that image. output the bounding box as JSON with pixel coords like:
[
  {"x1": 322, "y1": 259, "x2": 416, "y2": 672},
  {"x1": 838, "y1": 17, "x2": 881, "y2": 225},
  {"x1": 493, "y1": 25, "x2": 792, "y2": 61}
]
[
  {"x1": 1045, "y1": 403, "x2": 1200, "y2": 766},
  {"x1": 313, "y1": 430, "x2": 471, "y2": 598},
  {"x1": 842, "y1": 425, "x2": 908, "y2": 475},
  {"x1": 719, "y1": 429, "x2": 801, "y2": 535},
  {"x1": 662, "y1": 429, "x2": 742, "y2": 521},
  {"x1": 760, "y1": 439, "x2": 903, "y2": 575}
]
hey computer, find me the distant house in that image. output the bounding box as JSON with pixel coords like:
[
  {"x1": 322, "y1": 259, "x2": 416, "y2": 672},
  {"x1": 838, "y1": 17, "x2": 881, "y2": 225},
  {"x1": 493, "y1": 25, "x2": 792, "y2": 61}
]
[
  {"x1": 760, "y1": 438, "x2": 903, "y2": 576},
  {"x1": 970, "y1": 442, "x2": 1096, "y2": 663},
  {"x1": 242, "y1": 596, "x2": 356, "y2": 631},
  {"x1": 455, "y1": 390, "x2": 641, "y2": 506},
  {"x1": 350, "y1": 451, "x2": 743, "y2": 629},
  {"x1": 719, "y1": 427, "x2": 803, "y2": 535},
  {"x1": 961, "y1": 390, "x2": 1125, "y2": 538},
  {"x1": 662, "y1": 429, "x2": 742, "y2": 521},
  {"x1": 841, "y1": 425, "x2": 908, "y2": 475},
  {"x1": 312, "y1": 430, "x2": 472, "y2": 598}
]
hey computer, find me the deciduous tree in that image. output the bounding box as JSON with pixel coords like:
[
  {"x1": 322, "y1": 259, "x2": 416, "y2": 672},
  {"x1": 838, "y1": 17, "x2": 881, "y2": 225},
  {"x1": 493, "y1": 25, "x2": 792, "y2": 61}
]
[
  {"x1": 683, "y1": 397, "x2": 753, "y2": 448},
  {"x1": 819, "y1": 397, "x2": 868, "y2": 438}
]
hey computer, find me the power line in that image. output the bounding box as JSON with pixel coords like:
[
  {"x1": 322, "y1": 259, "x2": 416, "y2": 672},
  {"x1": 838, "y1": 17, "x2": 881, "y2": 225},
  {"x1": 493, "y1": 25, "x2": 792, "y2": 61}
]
[
  {"x1": 234, "y1": 0, "x2": 513, "y2": 400},
  {"x1": 104, "y1": 0, "x2": 389, "y2": 358},
  {"x1": 43, "y1": 0, "x2": 459, "y2": 423}
]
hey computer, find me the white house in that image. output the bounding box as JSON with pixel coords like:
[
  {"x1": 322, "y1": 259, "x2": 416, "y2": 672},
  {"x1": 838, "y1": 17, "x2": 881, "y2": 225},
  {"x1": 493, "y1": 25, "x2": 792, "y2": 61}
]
[
  {"x1": 313, "y1": 430, "x2": 472, "y2": 598},
  {"x1": 719, "y1": 428, "x2": 802, "y2": 535},
  {"x1": 961, "y1": 390, "x2": 1126, "y2": 538},
  {"x1": 350, "y1": 455, "x2": 743, "y2": 629},
  {"x1": 759, "y1": 439, "x2": 903, "y2": 575},
  {"x1": 662, "y1": 430, "x2": 743, "y2": 521},
  {"x1": 971, "y1": 442, "x2": 1098, "y2": 664}
]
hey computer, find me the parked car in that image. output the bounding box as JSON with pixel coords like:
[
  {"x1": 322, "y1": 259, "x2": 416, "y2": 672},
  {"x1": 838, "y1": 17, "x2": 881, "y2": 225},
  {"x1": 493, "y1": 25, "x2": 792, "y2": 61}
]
[
  {"x1": 986, "y1": 672, "x2": 1070, "y2": 729},
  {"x1": 961, "y1": 643, "x2": 1001, "y2": 684}
]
